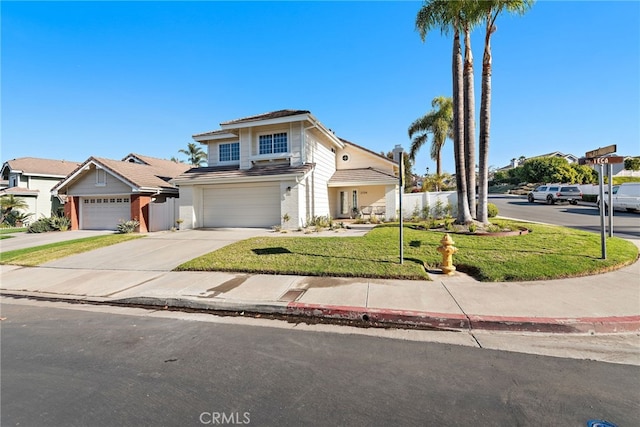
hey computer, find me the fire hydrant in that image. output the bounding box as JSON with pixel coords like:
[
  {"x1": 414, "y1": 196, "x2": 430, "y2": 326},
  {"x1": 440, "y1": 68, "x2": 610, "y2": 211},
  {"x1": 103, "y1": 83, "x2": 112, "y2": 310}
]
[{"x1": 437, "y1": 233, "x2": 458, "y2": 275}]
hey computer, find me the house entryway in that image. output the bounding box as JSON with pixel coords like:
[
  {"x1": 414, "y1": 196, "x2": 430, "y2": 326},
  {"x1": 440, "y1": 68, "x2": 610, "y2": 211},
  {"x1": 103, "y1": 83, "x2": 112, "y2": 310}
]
[{"x1": 338, "y1": 189, "x2": 358, "y2": 218}]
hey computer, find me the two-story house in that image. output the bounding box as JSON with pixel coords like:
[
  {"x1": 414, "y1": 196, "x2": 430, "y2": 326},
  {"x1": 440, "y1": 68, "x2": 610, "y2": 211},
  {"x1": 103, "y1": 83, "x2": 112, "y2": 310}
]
[
  {"x1": 172, "y1": 110, "x2": 400, "y2": 229},
  {"x1": 0, "y1": 157, "x2": 81, "y2": 219}
]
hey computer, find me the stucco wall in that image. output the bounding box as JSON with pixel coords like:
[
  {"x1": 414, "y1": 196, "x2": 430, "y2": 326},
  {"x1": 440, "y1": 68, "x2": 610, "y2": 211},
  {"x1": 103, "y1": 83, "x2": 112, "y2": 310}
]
[{"x1": 67, "y1": 166, "x2": 132, "y2": 196}]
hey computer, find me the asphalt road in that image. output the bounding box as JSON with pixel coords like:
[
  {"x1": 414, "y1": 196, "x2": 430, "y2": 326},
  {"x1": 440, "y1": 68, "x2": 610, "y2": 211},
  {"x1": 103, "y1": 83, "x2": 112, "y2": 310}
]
[
  {"x1": 490, "y1": 195, "x2": 640, "y2": 239},
  {"x1": 2, "y1": 301, "x2": 638, "y2": 426}
]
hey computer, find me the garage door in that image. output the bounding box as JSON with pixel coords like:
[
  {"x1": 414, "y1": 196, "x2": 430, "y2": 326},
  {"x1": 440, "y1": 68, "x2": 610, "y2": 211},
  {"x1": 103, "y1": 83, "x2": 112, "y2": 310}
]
[
  {"x1": 202, "y1": 182, "x2": 281, "y2": 228},
  {"x1": 81, "y1": 196, "x2": 131, "y2": 230}
]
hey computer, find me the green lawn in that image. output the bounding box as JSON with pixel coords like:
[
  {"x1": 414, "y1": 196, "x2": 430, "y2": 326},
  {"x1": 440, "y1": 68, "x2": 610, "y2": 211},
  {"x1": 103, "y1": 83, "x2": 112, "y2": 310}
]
[
  {"x1": 176, "y1": 220, "x2": 638, "y2": 282},
  {"x1": 0, "y1": 234, "x2": 144, "y2": 266},
  {"x1": 0, "y1": 228, "x2": 27, "y2": 235}
]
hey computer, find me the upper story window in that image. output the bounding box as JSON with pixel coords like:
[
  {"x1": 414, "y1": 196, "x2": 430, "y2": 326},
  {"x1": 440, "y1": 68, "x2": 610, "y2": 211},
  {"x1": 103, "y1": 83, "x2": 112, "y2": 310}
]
[
  {"x1": 219, "y1": 142, "x2": 240, "y2": 162},
  {"x1": 96, "y1": 169, "x2": 106, "y2": 186},
  {"x1": 259, "y1": 132, "x2": 288, "y2": 155},
  {"x1": 9, "y1": 175, "x2": 18, "y2": 187}
]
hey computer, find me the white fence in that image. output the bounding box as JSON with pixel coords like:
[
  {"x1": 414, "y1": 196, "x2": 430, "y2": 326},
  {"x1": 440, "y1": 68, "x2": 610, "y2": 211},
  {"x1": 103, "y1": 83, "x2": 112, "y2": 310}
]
[
  {"x1": 402, "y1": 191, "x2": 458, "y2": 219},
  {"x1": 149, "y1": 197, "x2": 179, "y2": 232}
]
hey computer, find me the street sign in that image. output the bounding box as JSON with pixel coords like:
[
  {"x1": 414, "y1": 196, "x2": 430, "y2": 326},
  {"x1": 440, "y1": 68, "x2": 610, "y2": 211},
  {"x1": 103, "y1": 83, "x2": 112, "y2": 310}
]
[
  {"x1": 586, "y1": 144, "x2": 617, "y2": 158},
  {"x1": 580, "y1": 156, "x2": 624, "y2": 165}
]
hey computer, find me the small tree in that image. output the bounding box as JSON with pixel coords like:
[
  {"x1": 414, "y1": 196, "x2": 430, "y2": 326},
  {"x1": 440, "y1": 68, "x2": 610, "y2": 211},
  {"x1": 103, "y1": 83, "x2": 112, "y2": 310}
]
[
  {"x1": 624, "y1": 157, "x2": 640, "y2": 171},
  {"x1": 1, "y1": 194, "x2": 29, "y2": 224}
]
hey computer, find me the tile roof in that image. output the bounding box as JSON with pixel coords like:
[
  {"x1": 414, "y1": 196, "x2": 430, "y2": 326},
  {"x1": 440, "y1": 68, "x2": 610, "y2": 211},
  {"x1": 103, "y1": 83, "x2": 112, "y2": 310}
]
[
  {"x1": 3, "y1": 157, "x2": 81, "y2": 176},
  {"x1": 220, "y1": 110, "x2": 310, "y2": 125},
  {"x1": 329, "y1": 168, "x2": 398, "y2": 185},
  {"x1": 174, "y1": 163, "x2": 315, "y2": 182},
  {"x1": 54, "y1": 155, "x2": 190, "y2": 194},
  {"x1": 0, "y1": 186, "x2": 40, "y2": 196},
  {"x1": 192, "y1": 129, "x2": 239, "y2": 138}
]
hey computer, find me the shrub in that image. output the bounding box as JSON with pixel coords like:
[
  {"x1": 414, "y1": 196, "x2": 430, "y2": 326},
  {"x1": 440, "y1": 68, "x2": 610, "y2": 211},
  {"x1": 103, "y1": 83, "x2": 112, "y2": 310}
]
[
  {"x1": 50, "y1": 215, "x2": 71, "y2": 231},
  {"x1": 116, "y1": 219, "x2": 140, "y2": 234},
  {"x1": 487, "y1": 203, "x2": 499, "y2": 218},
  {"x1": 28, "y1": 218, "x2": 54, "y2": 233}
]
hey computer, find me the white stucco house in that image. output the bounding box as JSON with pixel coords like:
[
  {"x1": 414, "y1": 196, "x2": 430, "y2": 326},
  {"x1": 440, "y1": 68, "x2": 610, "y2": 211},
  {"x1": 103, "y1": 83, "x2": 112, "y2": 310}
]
[
  {"x1": 172, "y1": 110, "x2": 400, "y2": 229},
  {"x1": 0, "y1": 157, "x2": 81, "y2": 220}
]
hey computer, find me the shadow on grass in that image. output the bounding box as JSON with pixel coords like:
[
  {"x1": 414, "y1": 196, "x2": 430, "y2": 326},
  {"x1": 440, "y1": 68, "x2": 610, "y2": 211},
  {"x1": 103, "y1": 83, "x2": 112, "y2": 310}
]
[{"x1": 252, "y1": 247, "x2": 292, "y2": 255}]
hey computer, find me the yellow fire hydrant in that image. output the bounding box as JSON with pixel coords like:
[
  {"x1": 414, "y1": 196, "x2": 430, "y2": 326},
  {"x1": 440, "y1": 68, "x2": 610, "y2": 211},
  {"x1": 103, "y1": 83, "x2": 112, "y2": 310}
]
[{"x1": 437, "y1": 233, "x2": 458, "y2": 275}]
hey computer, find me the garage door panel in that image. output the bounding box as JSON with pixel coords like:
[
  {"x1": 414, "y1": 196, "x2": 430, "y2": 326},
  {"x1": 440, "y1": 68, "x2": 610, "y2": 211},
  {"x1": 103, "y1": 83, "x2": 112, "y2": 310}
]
[
  {"x1": 202, "y1": 183, "x2": 281, "y2": 228},
  {"x1": 81, "y1": 196, "x2": 131, "y2": 230}
]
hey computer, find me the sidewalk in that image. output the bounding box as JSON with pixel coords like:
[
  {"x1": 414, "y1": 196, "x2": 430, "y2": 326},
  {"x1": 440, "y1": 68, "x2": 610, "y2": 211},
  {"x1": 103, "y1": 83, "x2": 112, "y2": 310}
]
[{"x1": 2, "y1": 248, "x2": 639, "y2": 333}]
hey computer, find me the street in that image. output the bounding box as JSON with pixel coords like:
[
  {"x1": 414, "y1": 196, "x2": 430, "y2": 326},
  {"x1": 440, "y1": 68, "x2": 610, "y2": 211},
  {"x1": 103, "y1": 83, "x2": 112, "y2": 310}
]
[
  {"x1": 2, "y1": 300, "x2": 638, "y2": 426},
  {"x1": 490, "y1": 195, "x2": 640, "y2": 240}
]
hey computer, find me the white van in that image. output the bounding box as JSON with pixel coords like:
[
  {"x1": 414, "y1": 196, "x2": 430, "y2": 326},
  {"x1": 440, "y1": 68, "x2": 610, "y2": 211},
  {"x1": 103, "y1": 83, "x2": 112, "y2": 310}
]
[{"x1": 599, "y1": 182, "x2": 640, "y2": 213}]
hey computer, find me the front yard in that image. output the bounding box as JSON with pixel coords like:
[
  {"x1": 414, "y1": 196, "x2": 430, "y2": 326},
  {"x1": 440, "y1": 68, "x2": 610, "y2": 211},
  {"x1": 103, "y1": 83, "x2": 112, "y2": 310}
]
[{"x1": 176, "y1": 220, "x2": 638, "y2": 282}]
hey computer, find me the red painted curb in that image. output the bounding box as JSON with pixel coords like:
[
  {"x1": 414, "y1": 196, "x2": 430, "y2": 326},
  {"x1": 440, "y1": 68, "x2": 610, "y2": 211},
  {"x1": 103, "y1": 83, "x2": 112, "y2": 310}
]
[{"x1": 287, "y1": 302, "x2": 640, "y2": 333}]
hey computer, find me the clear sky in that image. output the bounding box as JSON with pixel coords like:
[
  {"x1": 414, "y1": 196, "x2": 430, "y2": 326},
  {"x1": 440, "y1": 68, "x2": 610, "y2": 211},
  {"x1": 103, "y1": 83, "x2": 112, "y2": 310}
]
[{"x1": 2, "y1": 1, "x2": 639, "y2": 176}]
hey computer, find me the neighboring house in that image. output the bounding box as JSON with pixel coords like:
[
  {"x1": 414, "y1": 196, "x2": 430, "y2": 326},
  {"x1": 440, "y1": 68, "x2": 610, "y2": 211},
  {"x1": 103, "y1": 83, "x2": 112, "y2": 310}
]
[
  {"x1": 0, "y1": 157, "x2": 81, "y2": 219},
  {"x1": 172, "y1": 110, "x2": 400, "y2": 229},
  {"x1": 52, "y1": 154, "x2": 190, "y2": 232},
  {"x1": 498, "y1": 151, "x2": 579, "y2": 171}
]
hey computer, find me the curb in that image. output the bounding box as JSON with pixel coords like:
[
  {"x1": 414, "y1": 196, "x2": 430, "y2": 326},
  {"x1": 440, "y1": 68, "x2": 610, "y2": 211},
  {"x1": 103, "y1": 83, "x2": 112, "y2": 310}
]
[{"x1": 3, "y1": 291, "x2": 638, "y2": 334}]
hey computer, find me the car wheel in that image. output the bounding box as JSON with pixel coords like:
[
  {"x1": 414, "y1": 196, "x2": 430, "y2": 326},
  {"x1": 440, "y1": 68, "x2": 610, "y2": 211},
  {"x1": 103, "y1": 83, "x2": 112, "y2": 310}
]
[
  {"x1": 570, "y1": 200, "x2": 578, "y2": 205},
  {"x1": 546, "y1": 195, "x2": 554, "y2": 205},
  {"x1": 528, "y1": 194, "x2": 534, "y2": 203}
]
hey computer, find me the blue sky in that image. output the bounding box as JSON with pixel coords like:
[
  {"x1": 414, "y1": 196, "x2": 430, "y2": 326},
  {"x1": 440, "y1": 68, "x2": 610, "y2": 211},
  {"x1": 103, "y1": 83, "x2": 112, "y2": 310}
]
[{"x1": 2, "y1": 1, "x2": 639, "y2": 176}]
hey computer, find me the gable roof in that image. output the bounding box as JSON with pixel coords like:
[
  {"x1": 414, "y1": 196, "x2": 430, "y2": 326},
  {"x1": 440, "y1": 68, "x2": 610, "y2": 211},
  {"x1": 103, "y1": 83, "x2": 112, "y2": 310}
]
[
  {"x1": 2, "y1": 157, "x2": 81, "y2": 177},
  {"x1": 53, "y1": 154, "x2": 190, "y2": 195},
  {"x1": 328, "y1": 167, "x2": 398, "y2": 186},
  {"x1": 338, "y1": 138, "x2": 398, "y2": 167},
  {"x1": 221, "y1": 110, "x2": 310, "y2": 125}
]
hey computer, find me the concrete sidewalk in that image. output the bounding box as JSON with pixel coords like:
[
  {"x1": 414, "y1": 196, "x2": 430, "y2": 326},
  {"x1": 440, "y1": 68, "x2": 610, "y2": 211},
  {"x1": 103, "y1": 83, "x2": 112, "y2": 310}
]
[{"x1": 2, "y1": 251, "x2": 639, "y2": 333}]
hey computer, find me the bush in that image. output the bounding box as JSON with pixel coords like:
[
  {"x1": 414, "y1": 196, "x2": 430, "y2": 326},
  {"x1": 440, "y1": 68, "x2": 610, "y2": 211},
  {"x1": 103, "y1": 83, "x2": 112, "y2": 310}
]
[
  {"x1": 487, "y1": 203, "x2": 499, "y2": 218},
  {"x1": 116, "y1": 219, "x2": 140, "y2": 234},
  {"x1": 27, "y1": 215, "x2": 71, "y2": 233}
]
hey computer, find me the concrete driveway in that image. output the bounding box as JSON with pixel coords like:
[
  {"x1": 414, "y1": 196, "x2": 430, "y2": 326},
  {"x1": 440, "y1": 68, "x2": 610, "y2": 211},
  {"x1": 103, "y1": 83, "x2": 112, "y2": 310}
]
[
  {"x1": 42, "y1": 228, "x2": 272, "y2": 271},
  {"x1": 0, "y1": 230, "x2": 114, "y2": 252}
]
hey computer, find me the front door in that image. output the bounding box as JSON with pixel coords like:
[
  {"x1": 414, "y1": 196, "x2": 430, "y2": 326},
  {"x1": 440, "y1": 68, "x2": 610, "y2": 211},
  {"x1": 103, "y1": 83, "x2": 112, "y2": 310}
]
[{"x1": 338, "y1": 189, "x2": 358, "y2": 218}]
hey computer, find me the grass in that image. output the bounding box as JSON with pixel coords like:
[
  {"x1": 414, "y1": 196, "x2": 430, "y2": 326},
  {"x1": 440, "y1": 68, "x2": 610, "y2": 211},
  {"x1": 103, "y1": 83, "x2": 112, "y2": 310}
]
[
  {"x1": 176, "y1": 219, "x2": 638, "y2": 282},
  {"x1": 0, "y1": 234, "x2": 144, "y2": 266},
  {"x1": 0, "y1": 227, "x2": 27, "y2": 235}
]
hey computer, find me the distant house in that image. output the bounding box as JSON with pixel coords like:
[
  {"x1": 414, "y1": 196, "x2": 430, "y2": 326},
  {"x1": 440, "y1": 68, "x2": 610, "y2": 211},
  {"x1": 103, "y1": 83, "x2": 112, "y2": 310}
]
[
  {"x1": 0, "y1": 157, "x2": 81, "y2": 219},
  {"x1": 172, "y1": 110, "x2": 400, "y2": 229},
  {"x1": 499, "y1": 151, "x2": 579, "y2": 171},
  {"x1": 52, "y1": 154, "x2": 190, "y2": 232}
]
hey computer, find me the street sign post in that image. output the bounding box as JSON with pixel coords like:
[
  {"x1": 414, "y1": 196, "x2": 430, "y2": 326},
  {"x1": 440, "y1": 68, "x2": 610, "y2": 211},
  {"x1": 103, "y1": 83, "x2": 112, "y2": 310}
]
[
  {"x1": 579, "y1": 156, "x2": 624, "y2": 165},
  {"x1": 585, "y1": 146, "x2": 619, "y2": 259},
  {"x1": 585, "y1": 144, "x2": 617, "y2": 158}
]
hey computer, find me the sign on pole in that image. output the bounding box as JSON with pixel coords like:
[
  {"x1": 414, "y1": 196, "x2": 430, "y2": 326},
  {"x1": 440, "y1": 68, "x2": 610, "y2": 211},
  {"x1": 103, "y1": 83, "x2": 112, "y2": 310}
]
[
  {"x1": 579, "y1": 156, "x2": 624, "y2": 165},
  {"x1": 585, "y1": 144, "x2": 617, "y2": 158}
]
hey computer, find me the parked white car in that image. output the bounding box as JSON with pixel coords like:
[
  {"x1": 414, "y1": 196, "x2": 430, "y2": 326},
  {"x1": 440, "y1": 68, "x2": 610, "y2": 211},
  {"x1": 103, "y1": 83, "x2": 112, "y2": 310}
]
[{"x1": 597, "y1": 182, "x2": 640, "y2": 213}]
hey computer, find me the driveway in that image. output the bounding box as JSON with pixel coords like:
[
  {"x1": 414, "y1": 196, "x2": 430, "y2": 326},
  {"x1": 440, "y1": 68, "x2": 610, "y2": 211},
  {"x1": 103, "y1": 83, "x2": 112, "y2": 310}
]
[
  {"x1": 42, "y1": 228, "x2": 272, "y2": 271},
  {"x1": 0, "y1": 230, "x2": 114, "y2": 252}
]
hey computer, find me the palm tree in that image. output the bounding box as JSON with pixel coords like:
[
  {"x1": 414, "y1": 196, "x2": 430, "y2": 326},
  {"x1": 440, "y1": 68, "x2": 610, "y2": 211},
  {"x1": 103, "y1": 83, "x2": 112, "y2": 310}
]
[
  {"x1": 462, "y1": 1, "x2": 483, "y2": 218},
  {"x1": 179, "y1": 142, "x2": 207, "y2": 167},
  {"x1": 0, "y1": 194, "x2": 29, "y2": 224},
  {"x1": 416, "y1": 0, "x2": 472, "y2": 224},
  {"x1": 408, "y1": 96, "x2": 453, "y2": 189},
  {"x1": 476, "y1": 0, "x2": 534, "y2": 223}
]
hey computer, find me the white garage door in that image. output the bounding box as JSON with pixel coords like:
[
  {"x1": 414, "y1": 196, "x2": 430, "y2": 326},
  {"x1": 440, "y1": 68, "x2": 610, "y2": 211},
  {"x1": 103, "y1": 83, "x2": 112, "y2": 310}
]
[
  {"x1": 81, "y1": 196, "x2": 131, "y2": 230},
  {"x1": 202, "y1": 182, "x2": 281, "y2": 228}
]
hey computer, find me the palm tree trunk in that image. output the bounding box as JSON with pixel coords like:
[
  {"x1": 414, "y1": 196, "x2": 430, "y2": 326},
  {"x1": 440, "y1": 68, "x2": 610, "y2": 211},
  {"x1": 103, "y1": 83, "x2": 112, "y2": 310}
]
[
  {"x1": 478, "y1": 13, "x2": 494, "y2": 224},
  {"x1": 452, "y1": 24, "x2": 472, "y2": 224},
  {"x1": 464, "y1": 23, "x2": 476, "y2": 219}
]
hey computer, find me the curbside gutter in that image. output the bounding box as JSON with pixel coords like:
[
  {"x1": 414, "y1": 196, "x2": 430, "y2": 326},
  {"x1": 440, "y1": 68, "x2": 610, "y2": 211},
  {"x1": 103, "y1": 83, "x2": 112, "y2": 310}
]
[{"x1": 3, "y1": 291, "x2": 638, "y2": 334}]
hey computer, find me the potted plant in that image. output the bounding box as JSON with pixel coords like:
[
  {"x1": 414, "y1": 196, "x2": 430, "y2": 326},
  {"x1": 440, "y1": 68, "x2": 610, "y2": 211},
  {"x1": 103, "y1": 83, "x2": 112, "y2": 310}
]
[{"x1": 175, "y1": 218, "x2": 184, "y2": 230}]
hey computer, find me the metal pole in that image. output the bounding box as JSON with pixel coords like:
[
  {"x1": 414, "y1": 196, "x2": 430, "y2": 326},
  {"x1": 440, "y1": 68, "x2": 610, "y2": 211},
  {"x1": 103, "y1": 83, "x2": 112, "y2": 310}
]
[
  {"x1": 598, "y1": 164, "x2": 607, "y2": 259},
  {"x1": 399, "y1": 152, "x2": 404, "y2": 265},
  {"x1": 608, "y1": 163, "x2": 613, "y2": 238}
]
